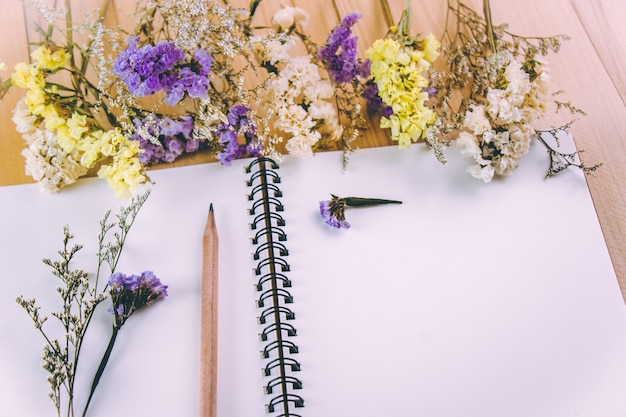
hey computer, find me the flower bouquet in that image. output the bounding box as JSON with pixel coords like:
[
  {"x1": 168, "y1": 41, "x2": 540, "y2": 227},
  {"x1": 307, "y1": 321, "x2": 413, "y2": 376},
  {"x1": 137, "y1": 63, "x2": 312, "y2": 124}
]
[{"x1": 0, "y1": 0, "x2": 599, "y2": 198}]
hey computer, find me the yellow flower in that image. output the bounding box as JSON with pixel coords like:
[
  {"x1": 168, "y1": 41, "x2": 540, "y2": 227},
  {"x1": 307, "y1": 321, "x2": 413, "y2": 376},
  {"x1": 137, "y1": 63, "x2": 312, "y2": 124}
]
[
  {"x1": 25, "y1": 88, "x2": 47, "y2": 114},
  {"x1": 365, "y1": 34, "x2": 439, "y2": 149},
  {"x1": 97, "y1": 139, "x2": 146, "y2": 198},
  {"x1": 55, "y1": 125, "x2": 76, "y2": 152},
  {"x1": 31, "y1": 46, "x2": 71, "y2": 71},
  {"x1": 365, "y1": 38, "x2": 400, "y2": 65},
  {"x1": 11, "y1": 62, "x2": 45, "y2": 89},
  {"x1": 41, "y1": 105, "x2": 65, "y2": 131},
  {"x1": 422, "y1": 34, "x2": 441, "y2": 63},
  {"x1": 66, "y1": 112, "x2": 89, "y2": 141}
]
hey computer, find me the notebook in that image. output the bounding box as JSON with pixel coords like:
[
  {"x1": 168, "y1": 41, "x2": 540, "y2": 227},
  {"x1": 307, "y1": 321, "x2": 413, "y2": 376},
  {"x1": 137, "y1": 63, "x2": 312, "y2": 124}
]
[{"x1": 1, "y1": 134, "x2": 625, "y2": 417}]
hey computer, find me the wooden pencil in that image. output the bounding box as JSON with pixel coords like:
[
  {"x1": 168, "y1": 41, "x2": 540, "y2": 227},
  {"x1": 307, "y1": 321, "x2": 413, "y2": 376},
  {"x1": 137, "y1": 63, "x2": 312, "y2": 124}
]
[{"x1": 200, "y1": 204, "x2": 219, "y2": 417}]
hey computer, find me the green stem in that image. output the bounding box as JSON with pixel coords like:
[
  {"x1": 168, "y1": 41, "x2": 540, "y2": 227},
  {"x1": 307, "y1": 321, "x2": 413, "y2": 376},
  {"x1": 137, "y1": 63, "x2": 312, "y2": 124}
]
[
  {"x1": 330, "y1": 0, "x2": 342, "y2": 23},
  {"x1": 379, "y1": 0, "x2": 395, "y2": 29},
  {"x1": 344, "y1": 197, "x2": 403, "y2": 207},
  {"x1": 81, "y1": 326, "x2": 119, "y2": 417},
  {"x1": 483, "y1": 0, "x2": 497, "y2": 54}
]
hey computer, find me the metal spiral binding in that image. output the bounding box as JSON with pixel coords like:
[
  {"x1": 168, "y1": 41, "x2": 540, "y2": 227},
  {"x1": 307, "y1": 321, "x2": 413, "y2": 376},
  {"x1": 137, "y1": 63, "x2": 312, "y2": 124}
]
[{"x1": 246, "y1": 157, "x2": 304, "y2": 416}]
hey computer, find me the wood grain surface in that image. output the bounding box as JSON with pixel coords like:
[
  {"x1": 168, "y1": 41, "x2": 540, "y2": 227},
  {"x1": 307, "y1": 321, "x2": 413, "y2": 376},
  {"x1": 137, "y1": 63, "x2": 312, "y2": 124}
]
[{"x1": 1, "y1": 0, "x2": 624, "y2": 300}]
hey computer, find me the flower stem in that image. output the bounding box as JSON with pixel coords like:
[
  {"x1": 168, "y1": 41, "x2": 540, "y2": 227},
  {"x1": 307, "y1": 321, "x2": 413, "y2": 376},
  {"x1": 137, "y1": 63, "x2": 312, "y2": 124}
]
[
  {"x1": 379, "y1": 0, "x2": 395, "y2": 29},
  {"x1": 343, "y1": 197, "x2": 402, "y2": 207},
  {"x1": 483, "y1": 0, "x2": 497, "y2": 54},
  {"x1": 81, "y1": 326, "x2": 119, "y2": 417}
]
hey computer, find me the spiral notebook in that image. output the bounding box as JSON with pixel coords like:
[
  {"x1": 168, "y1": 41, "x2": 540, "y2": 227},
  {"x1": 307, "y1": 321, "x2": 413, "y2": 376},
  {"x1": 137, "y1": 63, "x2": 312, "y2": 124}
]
[{"x1": 1, "y1": 137, "x2": 626, "y2": 417}]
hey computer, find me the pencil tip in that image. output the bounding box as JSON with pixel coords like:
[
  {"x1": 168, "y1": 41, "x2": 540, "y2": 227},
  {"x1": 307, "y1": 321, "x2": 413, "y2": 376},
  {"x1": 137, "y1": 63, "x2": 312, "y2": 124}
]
[{"x1": 209, "y1": 203, "x2": 214, "y2": 213}]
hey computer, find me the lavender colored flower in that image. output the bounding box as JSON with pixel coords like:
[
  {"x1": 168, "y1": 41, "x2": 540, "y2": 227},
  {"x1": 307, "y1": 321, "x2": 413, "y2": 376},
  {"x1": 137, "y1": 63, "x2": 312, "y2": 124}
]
[
  {"x1": 362, "y1": 81, "x2": 393, "y2": 118},
  {"x1": 108, "y1": 270, "x2": 168, "y2": 327},
  {"x1": 423, "y1": 86, "x2": 437, "y2": 99},
  {"x1": 84, "y1": 269, "x2": 167, "y2": 415},
  {"x1": 319, "y1": 195, "x2": 402, "y2": 229},
  {"x1": 113, "y1": 37, "x2": 185, "y2": 97},
  {"x1": 318, "y1": 12, "x2": 370, "y2": 83},
  {"x1": 114, "y1": 37, "x2": 212, "y2": 106},
  {"x1": 319, "y1": 198, "x2": 350, "y2": 229},
  {"x1": 131, "y1": 115, "x2": 206, "y2": 165},
  {"x1": 216, "y1": 105, "x2": 262, "y2": 165}
]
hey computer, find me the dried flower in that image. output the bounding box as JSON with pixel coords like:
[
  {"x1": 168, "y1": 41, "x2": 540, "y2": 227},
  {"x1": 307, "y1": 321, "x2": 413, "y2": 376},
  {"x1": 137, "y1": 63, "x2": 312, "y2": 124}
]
[
  {"x1": 216, "y1": 104, "x2": 261, "y2": 165},
  {"x1": 318, "y1": 12, "x2": 370, "y2": 84},
  {"x1": 364, "y1": 3, "x2": 446, "y2": 162},
  {"x1": 16, "y1": 191, "x2": 155, "y2": 416},
  {"x1": 319, "y1": 194, "x2": 402, "y2": 229},
  {"x1": 432, "y1": 0, "x2": 600, "y2": 179},
  {"x1": 108, "y1": 271, "x2": 168, "y2": 327}
]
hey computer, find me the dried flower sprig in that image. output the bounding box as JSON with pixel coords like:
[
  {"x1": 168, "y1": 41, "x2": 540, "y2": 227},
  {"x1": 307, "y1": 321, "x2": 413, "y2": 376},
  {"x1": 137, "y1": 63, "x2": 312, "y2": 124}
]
[
  {"x1": 365, "y1": 0, "x2": 447, "y2": 163},
  {"x1": 431, "y1": 0, "x2": 600, "y2": 181},
  {"x1": 319, "y1": 194, "x2": 402, "y2": 229},
  {"x1": 250, "y1": 6, "x2": 370, "y2": 166},
  {"x1": 15, "y1": 190, "x2": 166, "y2": 417},
  {"x1": 83, "y1": 270, "x2": 167, "y2": 416}
]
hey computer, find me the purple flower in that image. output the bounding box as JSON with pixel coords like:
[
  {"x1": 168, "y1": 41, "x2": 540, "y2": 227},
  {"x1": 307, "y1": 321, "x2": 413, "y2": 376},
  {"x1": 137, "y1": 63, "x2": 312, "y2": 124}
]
[
  {"x1": 113, "y1": 38, "x2": 185, "y2": 97},
  {"x1": 108, "y1": 270, "x2": 168, "y2": 327},
  {"x1": 130, "y1": 114, "x2": 206, "y2": 165},
  {"x1": 114, "y1": 38, "x2": 212, "y2": 105},
  {"x1": 362, "y1": 81, "x2": 393, "y2": 118},
  {"x1": 318, "y1": 12, "x2": 370, "y2": 83},
  {"x1": 193, "y1": 49, "x2": 213, "y2": 76},
  {"x1": 216, "y1": 105, "x2": 262, "y2": 165},
  {"x1": 422, "y1": 86, "x2": 437, "y2": 99},
  {"x1": 319, "y1": 198, "x2": 350, "y2": 229}
]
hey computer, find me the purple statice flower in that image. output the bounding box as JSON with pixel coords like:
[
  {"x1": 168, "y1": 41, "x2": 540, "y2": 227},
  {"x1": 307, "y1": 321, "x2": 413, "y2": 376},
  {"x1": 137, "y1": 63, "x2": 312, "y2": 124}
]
[
  {"x1": 216, "y1": 105, "x2": 262, "y2": 166},
  {"x1": 114, "y1": 37, "x2": 212, "y2": 106},
  {"x1": 319, "y1": 197, "x2": 350, "y2": 229},
  {"x1": 108, "y1": 270, "x2": 168, "y2": 327},
  {"x1": 162, "y1": 48, "x2": 212, "y2": 105},
  {"x1": 131, "y1": 115, "x2": 205, "y2": 165},
  {"x1": 362, "y1": 81, "x2": 393, "y2": 118},
  {"x1": 422, "y1": 86, "x2": 437, "y2": 99},
  {"x1": 113, "y1": 37, "x2": 185, "y2": 97},
  {"x1": 318, "y1": 12, "x2": 370, "y2": 83}
]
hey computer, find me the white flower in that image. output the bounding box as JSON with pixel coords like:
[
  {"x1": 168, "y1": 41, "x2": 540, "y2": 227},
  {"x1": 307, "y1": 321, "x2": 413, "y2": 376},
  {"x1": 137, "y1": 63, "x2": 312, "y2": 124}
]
[
  {"x1": 21, "y1": 129, "x2": 87, "y2": 193},
  {"x1": 274, "y1": 104, "x2": 315, "y2": 135},
  {"x1": 272, "y1": 7, "x2": 309, "y2": 31},
  {"x1": 309, "y1": 100, "x2": 343, "y2": 141},
  {"x1": 307, "y1": 100, "x2": 334, "y2": 121},
  {"x1": 12, "y1": 97, "x2": 38, "y2": 134},
  {"x1": 250, "y1": 35, "x2": 295, "y2": 65},
  {"x1": 266, "y1": 76, "x2": 291, "y2": 104},
  {"x1": 303, "y1": 79, "x2": 334, "y2": 101},
  {"x1": 281, "y1": 55, "x2": 320, "y2": 96},
  {"x1": 507, "y1": 124, "x2": 533, "y2": 158},
  {"x1": 285, "y1": 132, "x2": 320, "y2": 157},
  {"x1": 456, "y1": 131, "x2": 481, "y2": 159},
  {"x1": 504, "y1": 59, "x2": 531, "y2": 97},
  {"x1": 463, "y1": 104, "x2": 491, "y2": 135},
  {"x1": 467, "y1": 163, "x2": 495, "y2": 183}
]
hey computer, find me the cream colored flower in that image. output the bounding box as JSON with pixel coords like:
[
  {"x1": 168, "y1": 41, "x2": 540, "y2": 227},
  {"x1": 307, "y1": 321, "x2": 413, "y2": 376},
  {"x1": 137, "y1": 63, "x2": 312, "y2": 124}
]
[
  {"x1": 285, "y1": 132, "x2": 320, "y2": 157},
  {"x1": 12, "y1": 97, "x2": 38, "y2": 134},
  {"x1": 21, "y1": 128, "x2": 87, "y2": 194},
  {"x1": 272, "y1": 7, "x2": 309, "y2": 31},
  {"x1": 463, "y1": 105, "x2": 491, "y2": 135}
]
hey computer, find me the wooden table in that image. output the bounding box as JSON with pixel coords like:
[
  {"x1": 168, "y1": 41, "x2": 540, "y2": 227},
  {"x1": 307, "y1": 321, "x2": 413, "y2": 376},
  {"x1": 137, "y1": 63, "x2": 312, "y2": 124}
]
[{"x1": 1, "y1": 0, "x2": 625, "y2": 301}]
